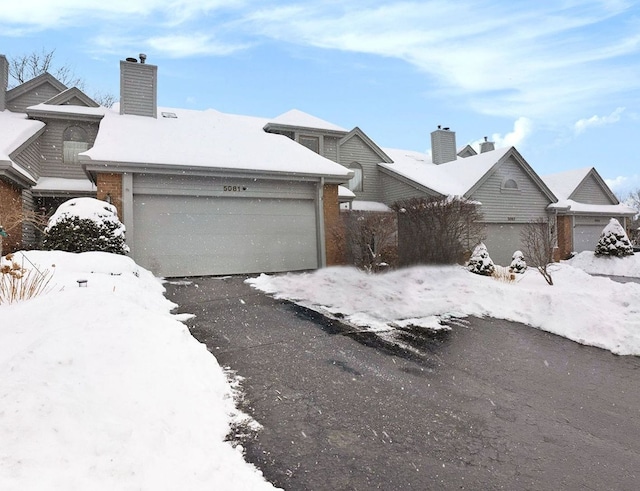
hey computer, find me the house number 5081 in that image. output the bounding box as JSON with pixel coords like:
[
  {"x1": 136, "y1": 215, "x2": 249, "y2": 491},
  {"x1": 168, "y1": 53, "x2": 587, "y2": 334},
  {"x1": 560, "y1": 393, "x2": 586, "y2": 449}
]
[{"x1": 223, "y1": 185, "x2": 246, "y2": 192}]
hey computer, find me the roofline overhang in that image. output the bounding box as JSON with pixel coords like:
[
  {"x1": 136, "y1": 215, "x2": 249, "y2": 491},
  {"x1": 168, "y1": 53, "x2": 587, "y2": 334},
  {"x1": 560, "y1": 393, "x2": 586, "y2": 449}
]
[
  {"x1": 378, "y1": 165, "x2": 445, "y2": 198},
  {"x1": 26, "y1": 108, "x2": 105, "y2": 123},
  {"x1": 0, "y1": 160, "x2": 37, "y2": 188},
  {"x1": 263, "y1": 122, "x2": 348, "y2": 138},
  {"x1": 549, "y1": 207, "x2": 637, "y2": 217},
  {"x1": 82, "y1": 160, "x2": 353, "y2": 186}
]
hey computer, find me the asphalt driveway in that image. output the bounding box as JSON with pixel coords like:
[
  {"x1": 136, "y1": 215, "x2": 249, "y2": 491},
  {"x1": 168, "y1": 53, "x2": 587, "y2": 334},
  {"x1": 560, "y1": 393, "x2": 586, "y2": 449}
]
[{"x1": 166, "y1": 275, "x2": 640, "y2": 491}]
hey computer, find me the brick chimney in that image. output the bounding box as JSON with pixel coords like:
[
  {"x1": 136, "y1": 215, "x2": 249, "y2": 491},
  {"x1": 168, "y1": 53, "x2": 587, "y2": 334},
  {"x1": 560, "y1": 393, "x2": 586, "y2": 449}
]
[
  {"x1": 0, "y1": 54, "x2": 8, "y2": 112},
  {"x1": 431, "y1": 126, "x2": 457, "y2": 165},
  {"x1": 480, "y1": 136, "x2": 495, "y2": 153},
  {"x1": 120, "y1": 54, "x2": 157, "y2": 118}
]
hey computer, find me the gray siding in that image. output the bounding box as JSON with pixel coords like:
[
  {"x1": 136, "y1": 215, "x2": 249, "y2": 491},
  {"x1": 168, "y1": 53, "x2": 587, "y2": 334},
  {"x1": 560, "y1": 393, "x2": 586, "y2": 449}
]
[
  {"x1": 38, "y1": 119, "x2": 99, "y2": 179},
  {"x1": 469, "y1": 156, "x2": 551, "y2": 223},
  {"x1": 120, "y1": 61, "x2": 157, "y2": 118},
  {"x1": 8, "y1": 84, "x2": 61, "y2": 113},
  {"x1": 381, "y1": 172, "x2": 436, "y2": 205},
  {"x1": 571, "y1": 175, "x2": 614, "y2": 205},
  {"x1": 21, "y1": 188, "x2": 37, "y2": 248},
  {"x1": 338, "y1": 134, "x2": 383, "y2": 201},
  {"x1": 323, "y1": 136, "x2": 339, "y2": 162},
  {"x1": 0, "y1": 55, "x2": 7, "y2": 111},
  {"x1": 13, "y1": 138, "x2": 42, "y2": 179}
]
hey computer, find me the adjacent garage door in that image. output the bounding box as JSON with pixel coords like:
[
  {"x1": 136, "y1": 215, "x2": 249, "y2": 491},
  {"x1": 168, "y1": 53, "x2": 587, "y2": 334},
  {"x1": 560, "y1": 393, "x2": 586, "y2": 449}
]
[
  {"x1": 131, "y1": 177, "x2": 319, "y2": 277},
  {"x1": 483, "y1": 223, "x2": 528, "y2": 266},
  {"x1": 573, "y1": 216, "x2": 609, "y2": 253}
]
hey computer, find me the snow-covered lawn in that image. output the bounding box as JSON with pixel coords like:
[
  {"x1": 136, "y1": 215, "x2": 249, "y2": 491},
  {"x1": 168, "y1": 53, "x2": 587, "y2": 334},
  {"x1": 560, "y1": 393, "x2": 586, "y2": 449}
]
[
  {"x1": 248, "y1": 251, "x2": 640, "y2": 356},
  {"x1": 0, "y1": 251, "x2": 277, "y2": 490}
]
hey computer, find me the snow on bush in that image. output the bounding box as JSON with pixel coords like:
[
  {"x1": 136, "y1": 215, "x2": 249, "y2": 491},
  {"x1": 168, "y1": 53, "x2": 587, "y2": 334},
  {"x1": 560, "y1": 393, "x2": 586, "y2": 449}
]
[
  {"x1": 467, "y1": 242, "x2": 495, "y2": 276},
  {"x1": 594, "y1": 218, "x2": 634, "y2": 257},
  {"x1": 509, "y1": 250, "x2": 527, "y2": 274},
  {"x1": 42, "y1": 198, "x2": 129, "y2": 255}
]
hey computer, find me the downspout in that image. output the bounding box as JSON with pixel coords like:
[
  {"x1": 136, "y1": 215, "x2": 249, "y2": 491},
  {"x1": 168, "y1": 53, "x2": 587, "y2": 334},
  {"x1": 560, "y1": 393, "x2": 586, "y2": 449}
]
[{"x1": 317, "y1": 177, "x2": 327, "y2": 268}]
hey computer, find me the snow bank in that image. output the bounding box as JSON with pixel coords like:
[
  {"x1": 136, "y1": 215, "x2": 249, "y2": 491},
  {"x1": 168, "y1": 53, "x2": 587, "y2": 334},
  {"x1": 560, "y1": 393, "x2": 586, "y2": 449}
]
[
  {"x1": 0, "y1": 251, "x2": 276, "y2": 490},
  {"x1": 566, "y1": 250, "x2": 640, "y2": 277},
  {"x1": 248, "y1": 264, "x2": 640, "y2": 356}
]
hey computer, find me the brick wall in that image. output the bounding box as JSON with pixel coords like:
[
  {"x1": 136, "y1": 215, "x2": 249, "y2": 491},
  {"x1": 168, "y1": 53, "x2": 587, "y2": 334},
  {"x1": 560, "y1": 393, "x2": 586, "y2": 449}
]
[
  {"x1": 555, "y1": 215, "x2": 573, "y2": 261},
  {"x1": 323, "y1": 184, "x2": 345, "y2": 266},
  {"x1": 0, "y1": 179, "x2": 24, "y2": 253},
  {"x1": 96, "y1": 173, "x2": 123, "y2": 220}
]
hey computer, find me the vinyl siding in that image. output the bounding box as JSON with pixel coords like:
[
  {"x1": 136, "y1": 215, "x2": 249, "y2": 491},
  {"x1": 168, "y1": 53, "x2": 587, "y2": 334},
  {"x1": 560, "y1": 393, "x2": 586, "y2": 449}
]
[
  {"x1": 571, "y1": 175, "x2": 615, "y2": 205},
  {"x1": 381, "y1": 172, "x2": 437, "y2": 205},
  {"x1": 120, "y1": 61, "x2": 157, "y2": 118},
  {"x1": 323, "y1": 136, "x2": 339, "y2": 162},
  {"x1": 469, "y1": 156, "x2": 551, "y2": 223},
  {"x1": 21, "y1": 188, "x2": 37, "y2": 248},
  {"x1": 12, "y1": 138, "x2": 42, "y2": 179},
  {"x1": 338, "y1": 134, "x2": 383, "y2": 202},
  {"x1": 7, "y1": 84, "x2": 61, "y2": 112},
  {"x1": 38, "y1": 120, "x2": 99, "y2": 179}
]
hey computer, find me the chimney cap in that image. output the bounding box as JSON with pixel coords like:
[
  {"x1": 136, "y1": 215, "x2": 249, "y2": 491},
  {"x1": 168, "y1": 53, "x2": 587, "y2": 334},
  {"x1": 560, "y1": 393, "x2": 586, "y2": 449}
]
[
  {"x1": 139, "y1": 53, "x2": 147, "y2": 64},
  {"x1": 125, "y1": 57, "x2": 138, "y2": 63}
]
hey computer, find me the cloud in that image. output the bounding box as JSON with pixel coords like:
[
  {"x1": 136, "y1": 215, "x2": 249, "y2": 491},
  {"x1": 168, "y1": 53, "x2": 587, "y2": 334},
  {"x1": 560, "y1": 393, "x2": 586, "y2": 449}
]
[
  {"x1": 471, "y1": 117, "x2": 533, "y2": 150},
  {"x1": 574, "y1": 107, "x2": 625, "y2": 134},
  {"x1": 145, "y1": 34, "x2": 250, "y2": 57},
  {"x1": 605, "y1": 174, "x2": 640, "y2": 196}
]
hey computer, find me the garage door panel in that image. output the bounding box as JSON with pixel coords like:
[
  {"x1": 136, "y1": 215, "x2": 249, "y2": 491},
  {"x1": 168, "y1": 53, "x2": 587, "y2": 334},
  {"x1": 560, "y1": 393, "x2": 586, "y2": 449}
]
[
  {"x1": 133, "y1": 194, "x2": 318, "y2": 277},
  {"x1": 573, "y1": 225, "x2": 602, "y2": 253},
  {"x1": 483, "y1": 223, "x2": 527, "y2": 266}
]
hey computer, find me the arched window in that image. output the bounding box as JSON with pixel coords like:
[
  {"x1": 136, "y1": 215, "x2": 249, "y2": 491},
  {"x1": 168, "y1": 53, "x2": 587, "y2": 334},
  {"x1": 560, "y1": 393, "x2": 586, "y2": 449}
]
[
  {"x1": 501, "y1": 178, "x2": 519, "y2": 191},
  {"x1": 63, "y1": 126, "x2": 89, "y2": 165},
  {"x1": 347, "y1": 163, "x2": 363, "y2": 192}
]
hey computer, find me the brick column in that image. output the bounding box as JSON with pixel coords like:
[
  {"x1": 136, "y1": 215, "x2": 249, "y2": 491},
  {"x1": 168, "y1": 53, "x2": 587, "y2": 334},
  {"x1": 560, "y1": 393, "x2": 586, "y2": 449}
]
[
  {"x1": 554, "y1": 215, "x2": 573, "y2": 261},
  {"x1": 0, "y1": 179, "x2": 24, "y2": 253},
  {"x1": 323, "y1": 184, "x2": 345, "y2": 266},
  {"x1": 96, "y1": 173, "x2": 124, "y2": 220}
]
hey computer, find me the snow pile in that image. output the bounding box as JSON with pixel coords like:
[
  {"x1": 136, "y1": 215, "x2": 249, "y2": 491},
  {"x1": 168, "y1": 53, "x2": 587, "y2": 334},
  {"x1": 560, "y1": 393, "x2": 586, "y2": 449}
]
[
  {"x1": 565, "y1": 250, "x2": 640, "y2": 277},
  {"x1": 0, "y1": 251, "x2": 276, "y2": 490},
  {"x1": 248, "y1": 264, "x2": 640, "y2": 356},
  {"x1": 594, "y1": 218, "x2": 634, "y2": 257}
]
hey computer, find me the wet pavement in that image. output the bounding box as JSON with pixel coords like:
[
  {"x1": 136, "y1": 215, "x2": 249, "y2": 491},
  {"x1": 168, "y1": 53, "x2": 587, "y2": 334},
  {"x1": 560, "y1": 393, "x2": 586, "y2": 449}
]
[{"x1": 166, "y1": 275, "x2": 640, "y2": 491}]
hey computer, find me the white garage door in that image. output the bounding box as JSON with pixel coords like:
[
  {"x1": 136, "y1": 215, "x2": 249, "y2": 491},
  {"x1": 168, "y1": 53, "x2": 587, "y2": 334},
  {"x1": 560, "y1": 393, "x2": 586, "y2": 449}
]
[
  {"x1": 483, "y1": 223, "x2": 528, "y2": 266},
  {"x1": 132, "y1": 194, "x2": 318, "y2": 277},
  {"x1": 573, "y1": 225, "x2": 603, "y2": 253}
]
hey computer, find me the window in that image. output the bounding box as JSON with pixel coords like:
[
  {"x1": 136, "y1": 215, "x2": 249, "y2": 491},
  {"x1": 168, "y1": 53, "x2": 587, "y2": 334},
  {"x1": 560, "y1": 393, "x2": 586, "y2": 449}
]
[
  {"x1": 501, "y1": 178, "x2": 519, "y2": 191},
  {"x1": 347, "y1": 163, "x2": 363, "y2": 192},
  {"x1": 299, "y1": 135, "x2": 320, "y2": 154},
  {"x1": 63, "y1": 126, "x2": 89, "y2": 165}
]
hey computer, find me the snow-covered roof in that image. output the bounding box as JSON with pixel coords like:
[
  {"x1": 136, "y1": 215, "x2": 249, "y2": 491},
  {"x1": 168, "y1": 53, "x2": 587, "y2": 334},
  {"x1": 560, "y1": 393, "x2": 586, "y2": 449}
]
[
  {"x1": 26, "y1": 103, "x2": 107, "y2": 119},
  {"x1": 542, "y1": 167, "x2": 592, "y2": 200},
  {"x1": 0, "y1": 110, "x2": 45, "y2": 160},
  {"x1": 548, "y1": 199, "x2": 636, "y2": 216},
  {"x1": 338, "y1": 185, "x2": 356, "y2": 198},
  {"x1": 82, "y1": 107, "x2": 352, "y2": 181},
  {"x1": 340, "y1": 201, "x2": 392, "y2": 212},
  {"x1": 269, "y1": 109, "x2": 348, "y2": 132},
  {"x1": 381, "y1": 146, "x2": 512, "y2": 196}
]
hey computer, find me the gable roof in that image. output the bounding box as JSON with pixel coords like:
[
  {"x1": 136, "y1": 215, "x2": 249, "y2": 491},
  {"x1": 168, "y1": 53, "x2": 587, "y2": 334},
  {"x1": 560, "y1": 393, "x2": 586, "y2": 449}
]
[
  {"x1": 26, "y1": 102, "x2": 106, "y2": 122},
  {"x1": 339, "y1": 127, "x2": 393, "y2": 163},
  {"x1": 82, "y1": 106, "x2": 353, "y2": 183},
  {"x1": 457, "y1": 144, "x2": 477, "y2": 158},
  {"x1": 43, "y1": 87, "x2": 99, "y2": 108},
  {"x1": 266, "y1": 109, "x2": 348, "y2": 133},
  {"x1": 0, "y1": 111, "x2": 44, "y2": 187},
  {"x1": 380, "y1": 146, "x2": 556, "y2": 201},
  {"x1": 543, "y1": 167, "x2": 618, "y2": 203},
  {"x1": 5, "y1": 72, "x2": 67, "y2": 103}
]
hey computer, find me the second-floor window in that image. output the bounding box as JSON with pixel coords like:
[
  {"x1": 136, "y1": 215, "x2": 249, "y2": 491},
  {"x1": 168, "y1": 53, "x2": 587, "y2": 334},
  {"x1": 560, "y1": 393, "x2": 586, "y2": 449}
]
[
  {"x1": 299, "y1": 135, "x2": 320, "y2": 154},
  {"x1": 347, "y1": 163, "x2": 363, "y2": 192},
  {"x1": 63, "y1": 126, "x2": 89, "y2": 165}
]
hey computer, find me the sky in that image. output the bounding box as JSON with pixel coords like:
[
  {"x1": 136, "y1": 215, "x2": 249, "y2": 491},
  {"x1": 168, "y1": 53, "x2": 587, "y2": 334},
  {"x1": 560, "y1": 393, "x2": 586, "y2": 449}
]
[{"x1": 1, "y1": 0, "x2": 639, "y2": 196}]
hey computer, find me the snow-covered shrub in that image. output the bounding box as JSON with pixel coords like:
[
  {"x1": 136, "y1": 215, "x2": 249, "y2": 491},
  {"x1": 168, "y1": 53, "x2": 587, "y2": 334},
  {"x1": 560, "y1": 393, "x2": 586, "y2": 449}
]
[
  {"x1": 467, "y1": 243, "x2": 495, "y2": 276},
  {"x1": 509, "y1": 250, "x2": 527, "y2": 274},
  {"x1": 42, "y1": 198, "x2": 129, "y2": 255},
  {"x1": 0, "y1": 253, "x2": 53, "y2": 305},
  {"x1": 594, "y1": 218, "x2": 634, "y2": 257}
]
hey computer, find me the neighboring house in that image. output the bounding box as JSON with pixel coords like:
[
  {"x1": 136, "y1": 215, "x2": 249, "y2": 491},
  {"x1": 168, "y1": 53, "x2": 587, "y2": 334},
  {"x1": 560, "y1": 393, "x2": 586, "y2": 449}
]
[
  {"x1": 0, "y1": 54, "x2": 352, "y2": 277},
  {"x1": 543, "y1": 167, "x2": 636, "y2": 256}
]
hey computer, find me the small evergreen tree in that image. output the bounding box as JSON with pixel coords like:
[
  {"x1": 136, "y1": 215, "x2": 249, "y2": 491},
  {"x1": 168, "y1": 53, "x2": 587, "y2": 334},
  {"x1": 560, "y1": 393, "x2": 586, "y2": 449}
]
[
  {"x1": 467, "y1": 243, "x2": 495, "y2": 276},
  {"x1": 594, "y1": 218, "x2": 634, "y2": 257},
  {"x1": 42, "y1": 198, "x2": 129, "y2": 255},
  {"x1": 509, "y1": 250, "x2": 527, "y2": 274}
]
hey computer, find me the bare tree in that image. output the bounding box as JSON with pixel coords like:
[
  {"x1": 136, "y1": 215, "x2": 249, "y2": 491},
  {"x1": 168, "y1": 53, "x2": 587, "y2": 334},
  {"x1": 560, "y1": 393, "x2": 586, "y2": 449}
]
[
  {"x1": 8, "y1": 48, "x2": 115, "y2": 108},
  {"x1": 624, "y1": 189, "x2": 640, "y2": 245},
  {"x1": 521, "y1": 218, "x2": 555, "y2": 286},
  {"x1": 0, "y1": 208, "x2": 48, "y2": 256},
  {"x1": 335, "y1": 211, "x2": 397, "y2": 272},
  {"x1": 391, "y1": 196, "x2": 485, "y2": 266}
]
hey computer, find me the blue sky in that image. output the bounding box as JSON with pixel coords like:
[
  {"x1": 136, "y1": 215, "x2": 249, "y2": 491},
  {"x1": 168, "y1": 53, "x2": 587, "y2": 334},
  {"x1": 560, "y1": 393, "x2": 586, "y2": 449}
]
[{"x1": 2, "y1": 0, "x2": 639, "y2": 196}]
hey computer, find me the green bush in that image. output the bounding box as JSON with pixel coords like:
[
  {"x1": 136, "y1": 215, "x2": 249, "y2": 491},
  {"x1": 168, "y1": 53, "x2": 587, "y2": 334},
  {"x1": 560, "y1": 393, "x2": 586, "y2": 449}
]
[{"x1": 42, "y1": 216, "x2": 129, "y2": 255}]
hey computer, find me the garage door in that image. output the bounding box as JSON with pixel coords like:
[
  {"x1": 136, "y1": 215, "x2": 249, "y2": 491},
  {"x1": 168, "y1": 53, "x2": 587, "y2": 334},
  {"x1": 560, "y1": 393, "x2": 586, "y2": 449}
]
[
  {"x1": 132, "y1": 194, "x2": 318, "y2": 277},
  {"x1": 573, "y1": 225, "x2": 603, "y2": 253},
  {"x1": 483, "y1": 223, "x2": 528, "y2": 266}
]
